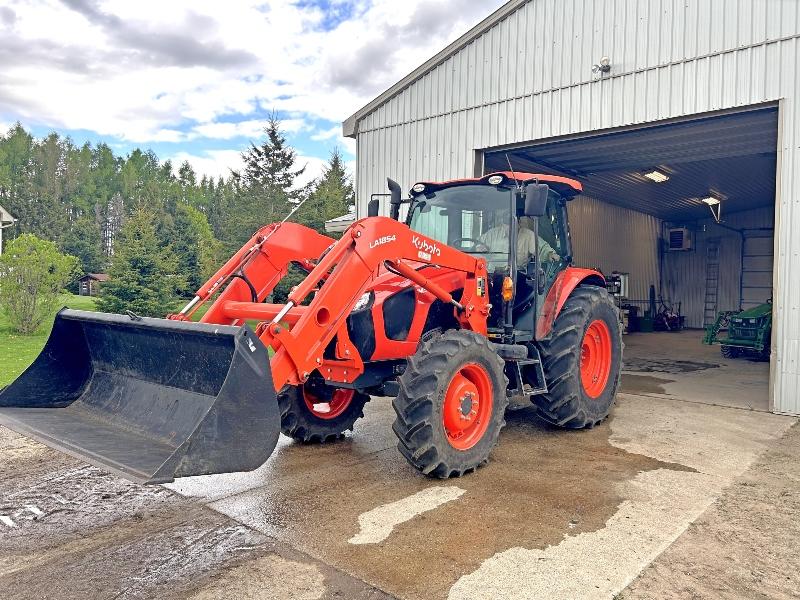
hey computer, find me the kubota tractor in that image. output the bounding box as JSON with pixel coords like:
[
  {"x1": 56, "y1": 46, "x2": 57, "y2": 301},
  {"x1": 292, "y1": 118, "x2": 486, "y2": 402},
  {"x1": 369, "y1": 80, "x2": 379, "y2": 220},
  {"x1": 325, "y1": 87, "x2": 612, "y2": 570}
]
[{"x1": 0, "y1": 172, "x2": 622, "y2": 483}]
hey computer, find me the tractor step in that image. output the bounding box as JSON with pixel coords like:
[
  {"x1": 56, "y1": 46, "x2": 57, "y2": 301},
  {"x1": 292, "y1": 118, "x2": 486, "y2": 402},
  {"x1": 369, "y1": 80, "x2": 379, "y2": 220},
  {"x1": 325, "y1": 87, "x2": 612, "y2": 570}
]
[{"x1": 503, "y1": 345, "x2": 548, "y2": 398}]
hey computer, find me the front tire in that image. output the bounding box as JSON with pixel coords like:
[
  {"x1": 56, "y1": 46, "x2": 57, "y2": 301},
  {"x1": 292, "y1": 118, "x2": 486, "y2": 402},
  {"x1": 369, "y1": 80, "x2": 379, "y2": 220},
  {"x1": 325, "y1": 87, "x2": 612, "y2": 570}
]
[
  {"x1": 392, "y1": 330, "x2": 508, "y2": 478},
  {"x1": 534, "y1": 285, "x2": 622, "y2": 428},
  {"x1": 279, "y1": 384, "x2": 369, "y2": 443},
  {"x1": 721, "y1": 345, "x2": 741, "y2": 359}
]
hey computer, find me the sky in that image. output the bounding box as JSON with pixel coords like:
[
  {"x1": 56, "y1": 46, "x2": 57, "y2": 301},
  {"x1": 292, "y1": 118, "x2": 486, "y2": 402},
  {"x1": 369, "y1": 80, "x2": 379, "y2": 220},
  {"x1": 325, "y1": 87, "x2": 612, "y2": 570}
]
[{"x1": 0, "y1": 0, "x2": 507, "y2": 186}]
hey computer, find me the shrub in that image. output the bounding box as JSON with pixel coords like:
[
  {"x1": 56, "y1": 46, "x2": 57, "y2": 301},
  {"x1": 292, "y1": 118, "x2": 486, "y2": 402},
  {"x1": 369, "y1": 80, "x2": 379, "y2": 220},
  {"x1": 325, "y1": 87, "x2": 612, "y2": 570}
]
[{"x1": 0, "y1": 234, "x2": 80, "y2": 334}]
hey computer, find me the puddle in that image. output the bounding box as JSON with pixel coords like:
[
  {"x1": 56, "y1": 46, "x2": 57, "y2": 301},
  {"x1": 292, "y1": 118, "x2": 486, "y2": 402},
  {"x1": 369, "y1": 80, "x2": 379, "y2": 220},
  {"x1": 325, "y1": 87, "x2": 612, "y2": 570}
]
[
  {"x1": 620, "y1": 373, "x2": 674, "y2": 395},
  {"x1": 623, "y1": 357, "x2": 720, "y2": 374},
  {"x1": 204, "y1": 404, "x2": 693, "y2": 600}
]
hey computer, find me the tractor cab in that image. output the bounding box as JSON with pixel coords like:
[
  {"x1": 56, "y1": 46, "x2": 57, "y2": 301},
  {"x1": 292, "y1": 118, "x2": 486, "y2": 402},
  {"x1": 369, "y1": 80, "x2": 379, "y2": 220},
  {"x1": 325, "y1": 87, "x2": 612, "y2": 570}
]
[{"x1": 406, "y1": 172, "x2": 581, "y2": 338}]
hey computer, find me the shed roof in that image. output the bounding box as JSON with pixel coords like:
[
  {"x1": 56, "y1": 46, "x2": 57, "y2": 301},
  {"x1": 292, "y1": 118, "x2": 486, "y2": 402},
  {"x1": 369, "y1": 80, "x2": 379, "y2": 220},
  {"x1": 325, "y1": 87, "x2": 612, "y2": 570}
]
[
  {"x1": 0, "y1": 204, "x2": 15, "y2": 225},
  {"x1": 342, "y1": 0, "x2": 526, "y2": 138},
  {"x1": 80, "y1": 273, "x2": 109, "y2": 282}
]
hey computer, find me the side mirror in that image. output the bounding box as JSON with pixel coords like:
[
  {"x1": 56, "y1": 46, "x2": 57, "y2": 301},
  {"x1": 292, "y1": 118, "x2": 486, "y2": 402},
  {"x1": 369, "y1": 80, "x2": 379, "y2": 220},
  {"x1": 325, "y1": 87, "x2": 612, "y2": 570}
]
[
  {"x1": 524, "y1": 183, "x2": 549, "y2": 217},
  {"x1": 367, "y1": 198, "x2": 380, "y2": 217},
  {"x1": 387, "y1": 178, "x2": 402, "y2": 220}
]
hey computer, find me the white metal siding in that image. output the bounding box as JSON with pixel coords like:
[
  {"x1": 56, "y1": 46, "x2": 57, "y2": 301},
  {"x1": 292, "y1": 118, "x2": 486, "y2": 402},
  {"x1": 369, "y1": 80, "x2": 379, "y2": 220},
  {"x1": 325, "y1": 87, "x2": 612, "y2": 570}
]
[
  {"x1": 664, "y1": 206, "x2": 774, "y2": 329},
  {"x1": 352, "y1": 0, "x2": 800, "y2": 415},
  {"x1": 568, "y1": 196, "x2": 661, "y2": 303}
]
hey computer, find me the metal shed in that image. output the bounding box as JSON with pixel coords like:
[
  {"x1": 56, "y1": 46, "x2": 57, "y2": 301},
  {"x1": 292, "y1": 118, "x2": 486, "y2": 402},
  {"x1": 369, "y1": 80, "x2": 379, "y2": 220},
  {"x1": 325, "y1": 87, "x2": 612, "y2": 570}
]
[
  {"x1": 0, "y1": 204, "x2": 16, "y2": 254},
  {"x1": 343, "y1": 0, "x2": 800, "y2": 416}
]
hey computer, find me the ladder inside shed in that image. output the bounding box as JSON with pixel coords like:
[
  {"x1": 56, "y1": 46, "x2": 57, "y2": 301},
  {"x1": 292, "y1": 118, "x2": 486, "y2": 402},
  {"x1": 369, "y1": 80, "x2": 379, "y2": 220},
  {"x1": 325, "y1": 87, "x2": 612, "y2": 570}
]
[{"x1": 703, "y1": 239, "x2": 721, "y2": 326}]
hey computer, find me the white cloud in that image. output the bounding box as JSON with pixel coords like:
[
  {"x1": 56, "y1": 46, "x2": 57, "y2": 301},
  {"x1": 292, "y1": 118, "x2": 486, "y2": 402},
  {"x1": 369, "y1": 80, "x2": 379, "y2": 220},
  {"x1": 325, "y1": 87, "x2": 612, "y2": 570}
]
[
  {"x1": 0, "y1": 0, "x2": 507, "y2": 153},
  {"x1": 311, "y1": 125, "x2": 357, "y2": 156},
  {"x1": 311, "y1": 126, "x2": 340, "y2": 141},
  {"x1": 169, "y1": 148, "x2": 334, "y2": 192},
  {"x1": 294, "y1": 154, "x2": 329, "y2": 189},
  {"x1": 169, "y1": 149, "x2": 244, "y2": 180},
  {"x1": 191, "y1": 120, "x2": 266, "y2": 140}
]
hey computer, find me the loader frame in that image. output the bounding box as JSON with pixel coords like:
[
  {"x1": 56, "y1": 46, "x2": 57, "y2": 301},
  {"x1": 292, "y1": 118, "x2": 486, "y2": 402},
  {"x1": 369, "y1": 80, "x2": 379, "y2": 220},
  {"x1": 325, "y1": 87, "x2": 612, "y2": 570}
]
[{"x1": 171, "y1": 218, "x2": 491, "y2": 393}]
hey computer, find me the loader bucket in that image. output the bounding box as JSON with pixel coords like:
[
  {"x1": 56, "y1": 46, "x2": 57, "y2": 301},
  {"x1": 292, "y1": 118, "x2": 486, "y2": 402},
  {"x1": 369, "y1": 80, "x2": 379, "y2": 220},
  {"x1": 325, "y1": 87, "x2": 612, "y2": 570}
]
[{"x1": 0, "y1": 309, "x2": 280, "y2": 484}]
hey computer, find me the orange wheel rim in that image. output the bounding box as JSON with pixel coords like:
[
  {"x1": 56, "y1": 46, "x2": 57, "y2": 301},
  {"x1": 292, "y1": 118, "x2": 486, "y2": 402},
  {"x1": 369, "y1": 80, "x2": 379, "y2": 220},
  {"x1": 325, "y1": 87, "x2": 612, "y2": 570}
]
[
  {"x1": 580, "y1": 320, "x2": 612, "y2": 398},
  {"x1": 303, "y1": 388, "x2": 354, "y2": 420},
  {"x1": 442, "y1": 363, "x2": 493, "y2": 450}
]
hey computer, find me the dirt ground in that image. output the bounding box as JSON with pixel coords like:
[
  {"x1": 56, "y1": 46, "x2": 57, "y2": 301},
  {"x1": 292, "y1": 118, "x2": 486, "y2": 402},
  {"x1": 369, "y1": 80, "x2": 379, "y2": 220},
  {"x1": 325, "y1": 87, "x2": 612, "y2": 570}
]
[
  {"x1": 623, "y1": 420, "x2": 800, "y2": 599},
  {"x1": 0, "y1": 429, "x2": 390, "y2": 600},
  {"x1": 1, "y1": 388, "x2": 797, "y2": 600}
]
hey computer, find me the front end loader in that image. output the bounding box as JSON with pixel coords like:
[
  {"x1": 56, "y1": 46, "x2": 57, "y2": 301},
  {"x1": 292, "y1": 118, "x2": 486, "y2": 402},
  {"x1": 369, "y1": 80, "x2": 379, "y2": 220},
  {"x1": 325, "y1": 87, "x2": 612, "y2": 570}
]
[
  {"x1": 703, "y1": 301, "x2": 772, "y2": 360},
  {"x1": 0, "y1": 172, "x2": 622, "y2": 482}
]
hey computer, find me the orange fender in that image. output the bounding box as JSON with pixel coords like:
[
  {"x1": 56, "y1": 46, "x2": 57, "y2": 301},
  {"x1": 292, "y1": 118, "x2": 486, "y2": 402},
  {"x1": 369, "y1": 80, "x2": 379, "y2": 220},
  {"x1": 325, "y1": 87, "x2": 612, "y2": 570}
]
[{"x1": 536, "y1": 267, "x2": 606, "y2": 339}]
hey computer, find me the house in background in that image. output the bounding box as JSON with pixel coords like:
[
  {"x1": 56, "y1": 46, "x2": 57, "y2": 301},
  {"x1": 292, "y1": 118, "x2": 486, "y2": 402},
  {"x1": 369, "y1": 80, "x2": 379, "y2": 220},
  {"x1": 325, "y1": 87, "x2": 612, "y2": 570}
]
[
  {"x1": 0, "y1": 205, "x2": 16, "y2": 254},
  {"x1": 324, "y1": 211, "x2": 355, "y2": 234},
  {"x1": 77, "y1": 273, "x2": 109, "y2": 296}
]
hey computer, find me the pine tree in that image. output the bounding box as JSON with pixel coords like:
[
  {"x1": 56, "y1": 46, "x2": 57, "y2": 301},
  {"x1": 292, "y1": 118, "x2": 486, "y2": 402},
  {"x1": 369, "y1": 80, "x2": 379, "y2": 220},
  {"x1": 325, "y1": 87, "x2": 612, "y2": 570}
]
[
  {"x1": 299, "y1": 147, "x2": 354, "y2": 234},
  {"x1": 97, "y1": 208, "x2": 181, "y2": 317},
  {"x1": 229, "y1": 115, "x2": 305, "y2": 248}
]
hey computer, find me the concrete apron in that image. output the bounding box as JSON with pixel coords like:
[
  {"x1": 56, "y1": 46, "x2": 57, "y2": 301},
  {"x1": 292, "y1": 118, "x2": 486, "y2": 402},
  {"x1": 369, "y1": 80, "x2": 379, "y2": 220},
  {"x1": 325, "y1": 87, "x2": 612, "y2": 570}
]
[{"x1": 167, "y1": 394, "x2": 795, "y2": 600}]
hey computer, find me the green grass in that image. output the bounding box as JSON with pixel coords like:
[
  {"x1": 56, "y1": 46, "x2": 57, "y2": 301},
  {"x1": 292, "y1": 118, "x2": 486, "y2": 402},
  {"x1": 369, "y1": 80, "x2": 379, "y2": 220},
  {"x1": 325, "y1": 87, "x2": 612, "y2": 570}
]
[
  {"x1": 0, "y1": 294, "x2": 99, "y2": 387},
  {"x1": 0, "y1": 295, "x2": 268, "y2": 388}
]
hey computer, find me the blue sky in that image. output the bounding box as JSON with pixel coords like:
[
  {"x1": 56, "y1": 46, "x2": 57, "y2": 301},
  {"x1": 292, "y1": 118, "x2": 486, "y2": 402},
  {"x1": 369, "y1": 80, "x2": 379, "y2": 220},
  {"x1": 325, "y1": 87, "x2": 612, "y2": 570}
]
[{"x1": 0, "y1": 0, "x2": 506, "y2": 185}]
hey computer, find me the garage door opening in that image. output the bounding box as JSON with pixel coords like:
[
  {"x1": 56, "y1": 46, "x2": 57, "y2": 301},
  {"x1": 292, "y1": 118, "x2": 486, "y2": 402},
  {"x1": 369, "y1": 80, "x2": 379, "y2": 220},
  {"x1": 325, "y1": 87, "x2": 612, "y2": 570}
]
[{"x1": 484, "y1": 106, "x2": 778, "y2": 412}]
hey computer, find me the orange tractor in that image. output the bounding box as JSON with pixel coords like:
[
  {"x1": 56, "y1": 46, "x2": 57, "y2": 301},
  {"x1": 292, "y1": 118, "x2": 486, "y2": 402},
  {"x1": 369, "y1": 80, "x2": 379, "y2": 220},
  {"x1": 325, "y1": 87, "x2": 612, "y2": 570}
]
[{"x1": 0, "y1": 172, "x2": 622, "y2": 483}]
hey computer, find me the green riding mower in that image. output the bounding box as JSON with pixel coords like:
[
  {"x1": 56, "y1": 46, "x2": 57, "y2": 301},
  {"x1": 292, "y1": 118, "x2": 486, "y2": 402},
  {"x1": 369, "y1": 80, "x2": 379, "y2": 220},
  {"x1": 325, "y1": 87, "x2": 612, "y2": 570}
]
[{"x1": 703, "y1": 301, "x2": 772, "y2": 360}]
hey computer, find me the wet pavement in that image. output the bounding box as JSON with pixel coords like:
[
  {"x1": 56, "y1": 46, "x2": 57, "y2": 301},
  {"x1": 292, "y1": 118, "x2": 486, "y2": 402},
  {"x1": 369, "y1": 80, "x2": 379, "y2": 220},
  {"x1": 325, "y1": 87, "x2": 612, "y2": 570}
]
[
  {"x1": 0, "y1": 334, "x2": 794, "y2": 599},
  {"x1": 620, "y1": 330, "x2": 771, "y2": 412}
]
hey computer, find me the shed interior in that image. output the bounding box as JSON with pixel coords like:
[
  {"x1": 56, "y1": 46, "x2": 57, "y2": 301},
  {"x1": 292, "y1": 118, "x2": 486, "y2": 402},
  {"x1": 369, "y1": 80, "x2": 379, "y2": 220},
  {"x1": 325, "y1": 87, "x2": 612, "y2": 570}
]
[{"x1": 484, "y1": 106, "x2": 778, "y2": 411}]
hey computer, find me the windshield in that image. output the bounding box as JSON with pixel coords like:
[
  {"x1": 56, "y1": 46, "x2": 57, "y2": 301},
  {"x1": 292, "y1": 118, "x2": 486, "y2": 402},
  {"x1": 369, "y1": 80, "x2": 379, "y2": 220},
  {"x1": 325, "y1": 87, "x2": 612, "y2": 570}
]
[
  {"x1": 408, "y1": 184, "x2": 569, "y2": 271},
  {"x1": 408, "y1": 185, "x2": 513, "y2": 269}
]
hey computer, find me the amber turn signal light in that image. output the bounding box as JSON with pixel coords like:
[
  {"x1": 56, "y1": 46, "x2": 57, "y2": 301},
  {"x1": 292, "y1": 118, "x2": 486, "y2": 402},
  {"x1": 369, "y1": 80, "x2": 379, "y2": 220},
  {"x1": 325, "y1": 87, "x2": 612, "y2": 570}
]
[{"x1": 502, "y1": 276, "x2": 514, "y2": 302}]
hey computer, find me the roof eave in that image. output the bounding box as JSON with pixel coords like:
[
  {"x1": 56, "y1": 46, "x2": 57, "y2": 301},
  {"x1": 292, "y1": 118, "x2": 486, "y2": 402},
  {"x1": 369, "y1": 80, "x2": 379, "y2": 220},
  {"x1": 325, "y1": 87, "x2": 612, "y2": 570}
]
[{"x1": 342, "y1": 0, "x2": 529, "y2": 140}]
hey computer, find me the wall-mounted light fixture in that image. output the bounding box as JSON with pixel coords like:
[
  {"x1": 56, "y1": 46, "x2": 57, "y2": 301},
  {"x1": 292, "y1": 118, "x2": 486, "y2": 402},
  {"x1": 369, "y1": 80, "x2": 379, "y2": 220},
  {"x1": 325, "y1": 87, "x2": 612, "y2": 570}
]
[
  {"x1": 592, "y1": 56, "x2": 611, "y2": 74},
  {"x1": 643, "y1": 169, "x2": 670, "y2": 183}
]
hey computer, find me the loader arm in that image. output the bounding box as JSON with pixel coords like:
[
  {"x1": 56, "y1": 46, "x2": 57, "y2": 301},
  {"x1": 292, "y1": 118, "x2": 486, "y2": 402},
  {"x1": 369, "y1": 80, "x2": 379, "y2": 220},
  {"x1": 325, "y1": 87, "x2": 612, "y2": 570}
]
[
  {"x1": 192, "y1": 217, "x2": 489, "y2": 392},
  {"x1": 172, "y1": 216, "x2": 489, "y2": 393},
  {"x1": 171, "y1": 221, "x2": 335, "y2": 325}
]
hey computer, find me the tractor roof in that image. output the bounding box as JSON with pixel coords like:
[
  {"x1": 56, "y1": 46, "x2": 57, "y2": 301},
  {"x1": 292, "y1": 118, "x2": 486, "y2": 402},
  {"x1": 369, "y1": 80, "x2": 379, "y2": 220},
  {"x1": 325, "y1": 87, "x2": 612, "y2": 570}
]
[{"x1": 412, "y1": 172, "x2": 583, "y2": 197}]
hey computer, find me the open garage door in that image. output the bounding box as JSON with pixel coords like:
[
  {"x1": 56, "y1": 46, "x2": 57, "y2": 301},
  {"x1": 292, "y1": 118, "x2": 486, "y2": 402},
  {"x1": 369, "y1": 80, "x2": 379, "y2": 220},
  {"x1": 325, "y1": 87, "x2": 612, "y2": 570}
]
[
  {"x1": 483, "y1": 105, "x2": 778, "y2": 413},
  {"x1": 742, "y1": 232, "x2": 774, "y2": 309}
]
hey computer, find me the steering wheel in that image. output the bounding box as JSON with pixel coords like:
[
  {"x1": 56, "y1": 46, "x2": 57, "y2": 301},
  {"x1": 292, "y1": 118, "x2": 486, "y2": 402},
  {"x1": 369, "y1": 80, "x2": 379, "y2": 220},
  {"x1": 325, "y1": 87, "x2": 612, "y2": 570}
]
[
  {"x1": 543, "y1": 258, "x2": 561, "y2": 281},
  {"x1": 451, "y1": 237, "x2": 491, "y2": 253}
]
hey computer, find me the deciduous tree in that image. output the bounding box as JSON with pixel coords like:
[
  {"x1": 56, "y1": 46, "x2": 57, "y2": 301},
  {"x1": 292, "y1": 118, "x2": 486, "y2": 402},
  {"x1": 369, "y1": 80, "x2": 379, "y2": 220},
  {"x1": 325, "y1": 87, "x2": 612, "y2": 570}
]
[{"x1": 0, "y1": 234, "x2": 80, "y2": 334}]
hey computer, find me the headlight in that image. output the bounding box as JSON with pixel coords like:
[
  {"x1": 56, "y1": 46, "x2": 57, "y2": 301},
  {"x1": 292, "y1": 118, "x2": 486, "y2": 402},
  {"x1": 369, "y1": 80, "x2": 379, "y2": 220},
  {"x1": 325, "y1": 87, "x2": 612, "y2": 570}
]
[{"x1": 351, "y1": 292, "x2": 372, "y2": 312}]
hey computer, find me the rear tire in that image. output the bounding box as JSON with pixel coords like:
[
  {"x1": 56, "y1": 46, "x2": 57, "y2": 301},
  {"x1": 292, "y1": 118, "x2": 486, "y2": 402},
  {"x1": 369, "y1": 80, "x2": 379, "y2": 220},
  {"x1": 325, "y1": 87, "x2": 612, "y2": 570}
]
[
  {"x1": 392, "y1": 330, "x2": 508, "y2": 478},
  {"x1": 720, "y1": 345, "x2": 741, "y2": 359},
  {"x1": 534, "y1": 285, "x2": 622, "y2": 428},
  {"x1": 279, "y1": 384, "x2": 369, "y2": 443}
]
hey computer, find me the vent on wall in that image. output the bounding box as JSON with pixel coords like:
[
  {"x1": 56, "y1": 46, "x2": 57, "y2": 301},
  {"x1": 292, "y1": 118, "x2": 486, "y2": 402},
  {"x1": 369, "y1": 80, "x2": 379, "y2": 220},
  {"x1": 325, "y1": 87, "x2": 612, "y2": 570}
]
[{"x1": 668, "y1": 227, "x2": 693, "y2": 251}]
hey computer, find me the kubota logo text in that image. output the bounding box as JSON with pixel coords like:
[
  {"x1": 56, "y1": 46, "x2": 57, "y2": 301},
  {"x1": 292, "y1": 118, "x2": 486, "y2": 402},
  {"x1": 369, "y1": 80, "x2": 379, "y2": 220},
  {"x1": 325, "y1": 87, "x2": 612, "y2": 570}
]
[
  {"x1": 369, "y1": 235, "x2": 396, "y2": 249},
  {"x1": 412, "y1": 236, "x2": 441, "y2": 261}
]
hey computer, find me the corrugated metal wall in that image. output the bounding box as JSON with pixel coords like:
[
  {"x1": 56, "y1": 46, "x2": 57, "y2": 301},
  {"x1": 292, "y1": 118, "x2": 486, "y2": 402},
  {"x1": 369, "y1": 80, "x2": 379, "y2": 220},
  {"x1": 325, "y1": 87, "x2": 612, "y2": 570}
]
[
  {"x1": 663, "y1": 207, "x2": 775, "y2": 328},
  {"x1": 351, "y1": 0, "x2": 800, "y2": 415},
  {"x1": 569, "y1": 196, "x2": 661, "y2": 302}
]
